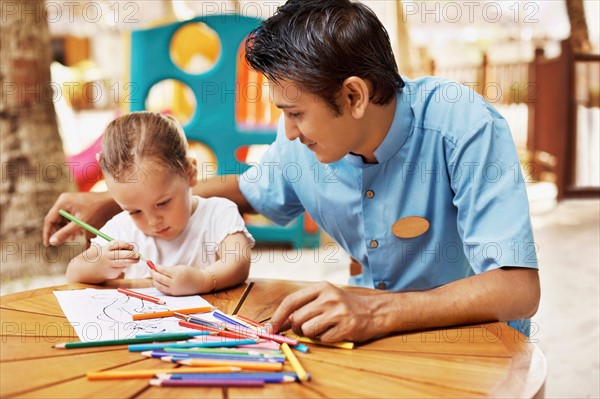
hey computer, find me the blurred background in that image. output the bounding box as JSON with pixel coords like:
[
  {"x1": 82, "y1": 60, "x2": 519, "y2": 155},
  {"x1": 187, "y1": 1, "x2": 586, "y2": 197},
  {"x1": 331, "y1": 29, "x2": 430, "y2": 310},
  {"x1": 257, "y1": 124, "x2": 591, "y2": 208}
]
[{"x1": 1, "y1": 1, "x2": 598, "y2": 397}]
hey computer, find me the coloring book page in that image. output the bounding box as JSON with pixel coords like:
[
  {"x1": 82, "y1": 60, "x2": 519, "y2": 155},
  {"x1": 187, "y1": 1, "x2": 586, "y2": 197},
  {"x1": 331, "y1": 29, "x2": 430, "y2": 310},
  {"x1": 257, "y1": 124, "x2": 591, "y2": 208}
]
[{"x1": 54, "y1": 288, "x2": 212, "y2": 341}]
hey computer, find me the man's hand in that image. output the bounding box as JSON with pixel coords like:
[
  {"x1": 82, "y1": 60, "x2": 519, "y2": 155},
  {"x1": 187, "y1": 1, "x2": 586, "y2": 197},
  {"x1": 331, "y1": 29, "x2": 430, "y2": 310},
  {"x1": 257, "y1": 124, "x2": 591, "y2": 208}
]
[
  {"x1": 43, "y1": 192, "x2": 120, "y2": 246},
  {"x1": 267, "y1": 281, "x2": 383, "y2": 343}
]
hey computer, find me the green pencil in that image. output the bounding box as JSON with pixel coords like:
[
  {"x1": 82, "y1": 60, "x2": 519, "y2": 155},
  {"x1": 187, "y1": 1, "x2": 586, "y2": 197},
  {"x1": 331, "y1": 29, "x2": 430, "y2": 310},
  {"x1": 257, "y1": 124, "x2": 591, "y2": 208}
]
[
  {"x1": 58, "y1": 209, "x2": 147, "y2": 262},
  {"x1": 53, "y1": 332, "x2": 210, "y2": 349}
]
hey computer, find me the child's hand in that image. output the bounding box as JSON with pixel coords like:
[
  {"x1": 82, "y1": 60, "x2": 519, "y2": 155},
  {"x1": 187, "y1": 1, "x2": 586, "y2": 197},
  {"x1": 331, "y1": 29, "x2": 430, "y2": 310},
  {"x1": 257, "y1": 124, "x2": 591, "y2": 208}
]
[
  {"x1": 150, "y1": 264, "x2": 204, "y2": 296},
  {"x1": 95, "y1": 241, "x2": 140, "y2": 280}
]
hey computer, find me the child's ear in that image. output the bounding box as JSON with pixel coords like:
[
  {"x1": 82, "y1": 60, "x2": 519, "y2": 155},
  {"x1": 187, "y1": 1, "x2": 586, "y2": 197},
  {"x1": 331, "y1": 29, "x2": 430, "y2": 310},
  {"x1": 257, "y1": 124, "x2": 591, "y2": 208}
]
[{"x1": 187, "y1": 157, "x2": 198, "y2": 187}]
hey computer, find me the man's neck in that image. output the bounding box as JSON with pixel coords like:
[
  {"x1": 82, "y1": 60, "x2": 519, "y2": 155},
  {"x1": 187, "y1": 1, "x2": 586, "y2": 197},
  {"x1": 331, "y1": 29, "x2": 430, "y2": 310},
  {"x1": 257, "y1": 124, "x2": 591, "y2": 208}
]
[{"x1": 353, "y1": 96, "x2": 397, "y2": 163}]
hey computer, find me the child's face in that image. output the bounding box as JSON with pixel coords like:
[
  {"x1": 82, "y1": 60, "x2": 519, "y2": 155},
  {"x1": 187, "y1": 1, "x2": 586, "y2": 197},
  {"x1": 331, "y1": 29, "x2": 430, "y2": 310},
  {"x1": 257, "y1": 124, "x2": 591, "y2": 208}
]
[
  {"x1": 105, "y1": 162, "x2": 195, "y2": 240},
  {"x1": 271, "y1": 80, "x2": 366, "y2": 164}
]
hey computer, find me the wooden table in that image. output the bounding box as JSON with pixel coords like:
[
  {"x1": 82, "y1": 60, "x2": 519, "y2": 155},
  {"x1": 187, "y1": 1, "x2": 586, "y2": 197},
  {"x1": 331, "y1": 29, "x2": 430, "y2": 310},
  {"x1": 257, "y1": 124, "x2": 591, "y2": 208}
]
[{"x1": 1, "y1": 278, "x2": 546, "y2": 398}]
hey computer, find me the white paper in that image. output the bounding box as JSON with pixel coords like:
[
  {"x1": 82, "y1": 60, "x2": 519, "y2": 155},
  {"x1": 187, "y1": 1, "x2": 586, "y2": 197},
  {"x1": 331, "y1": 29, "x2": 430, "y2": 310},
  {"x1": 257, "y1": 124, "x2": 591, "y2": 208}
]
[{"x1": 54, "y1": 288, "x2": 213, "y2": 342}]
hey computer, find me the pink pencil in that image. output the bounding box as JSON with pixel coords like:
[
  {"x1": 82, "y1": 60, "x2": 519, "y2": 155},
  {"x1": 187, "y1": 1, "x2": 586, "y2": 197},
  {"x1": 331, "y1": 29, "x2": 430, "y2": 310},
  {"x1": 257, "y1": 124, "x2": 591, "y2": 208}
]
[
  {"x1": 238, "y1": 341, "x2": 281, "y2": 350},
  {"x1": 117, "y1": 288, "x2": 165, "y2": 305}
]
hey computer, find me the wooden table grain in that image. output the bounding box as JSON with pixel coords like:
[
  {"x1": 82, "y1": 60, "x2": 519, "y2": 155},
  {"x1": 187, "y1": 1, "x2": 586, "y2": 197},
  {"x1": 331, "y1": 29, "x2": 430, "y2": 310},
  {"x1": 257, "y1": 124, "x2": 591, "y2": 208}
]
[{"x1": 0, "y1": 279, "x2": 546, "y2": 398}]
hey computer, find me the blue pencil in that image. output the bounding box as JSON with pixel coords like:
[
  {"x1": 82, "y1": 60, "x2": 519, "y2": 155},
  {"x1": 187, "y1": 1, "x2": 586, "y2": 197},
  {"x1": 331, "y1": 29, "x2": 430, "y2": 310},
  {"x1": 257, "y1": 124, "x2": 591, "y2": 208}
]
[
  {"x1": 292, "y1": 343, "x2": 310, "y2": 353},
  {"x1": 213, "y1": 312, "x2": 252, "y2": 329},
  {"x1": 129, "y1": 339, "x2": 258, "y2": 352}
]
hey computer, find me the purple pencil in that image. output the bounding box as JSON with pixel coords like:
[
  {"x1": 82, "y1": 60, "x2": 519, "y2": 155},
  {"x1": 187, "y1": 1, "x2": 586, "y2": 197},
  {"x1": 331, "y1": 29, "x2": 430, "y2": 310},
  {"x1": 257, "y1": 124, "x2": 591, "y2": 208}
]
[{"x1": 149, "y1": 378, "x2": 265, "y2": 387}]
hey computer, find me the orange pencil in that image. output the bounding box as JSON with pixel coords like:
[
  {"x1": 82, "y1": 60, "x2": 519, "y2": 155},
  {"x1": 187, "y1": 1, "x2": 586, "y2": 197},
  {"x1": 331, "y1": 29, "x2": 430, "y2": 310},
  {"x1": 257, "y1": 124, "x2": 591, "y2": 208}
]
[
  {"x1": 117, "y1": 288, "x2": 165, "y2": 305},
  {"x1": 178, "y1": 358, "x2": 283, "y2": 371},
  {"x1": 132, "y1": 307, "x2": 213, "y2": 320},
  {"x1": 86, "y1": 366, "x2": 240, "y2": 380}
]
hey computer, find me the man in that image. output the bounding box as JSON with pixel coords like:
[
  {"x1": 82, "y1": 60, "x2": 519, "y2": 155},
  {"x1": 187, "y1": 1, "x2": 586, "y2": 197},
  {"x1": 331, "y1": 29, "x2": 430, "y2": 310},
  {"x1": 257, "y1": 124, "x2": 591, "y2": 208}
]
[{"x1": 44, "y1": 0, "x2": 539, "y2": 342}]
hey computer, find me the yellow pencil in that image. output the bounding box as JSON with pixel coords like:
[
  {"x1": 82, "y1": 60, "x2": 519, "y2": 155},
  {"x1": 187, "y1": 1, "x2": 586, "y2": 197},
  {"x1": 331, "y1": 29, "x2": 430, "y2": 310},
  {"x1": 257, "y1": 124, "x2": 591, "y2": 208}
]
[
  {"x1": 86, "y1": 366, "x2": 241, "y2": 380},
  {"x1": 132, "y1": 306, "x2": 214, "y2": 320},
  {"x1": 178, "y1": 358, "x2": 283, "y2": 371},
  {"x1": 286, "y1": 333, "x2": 355, "y2": 350},
  {"x1": 281, "y1": 342, "x2": 310, "y2": 382}
]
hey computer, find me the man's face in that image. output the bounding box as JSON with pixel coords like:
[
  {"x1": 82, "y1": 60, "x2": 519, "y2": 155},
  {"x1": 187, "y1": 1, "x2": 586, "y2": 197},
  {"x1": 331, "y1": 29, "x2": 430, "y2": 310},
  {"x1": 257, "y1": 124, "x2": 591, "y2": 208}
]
[{"x1": 270, "y1": 80, "x2": 364, "y2": 164}]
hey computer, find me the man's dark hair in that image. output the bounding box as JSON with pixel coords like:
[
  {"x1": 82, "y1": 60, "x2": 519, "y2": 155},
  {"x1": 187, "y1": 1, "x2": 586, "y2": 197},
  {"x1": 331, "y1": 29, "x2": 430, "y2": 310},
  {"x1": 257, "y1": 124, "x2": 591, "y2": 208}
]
[{"x1": 244, "y1": 0, "x2": 404, "y2": 115}]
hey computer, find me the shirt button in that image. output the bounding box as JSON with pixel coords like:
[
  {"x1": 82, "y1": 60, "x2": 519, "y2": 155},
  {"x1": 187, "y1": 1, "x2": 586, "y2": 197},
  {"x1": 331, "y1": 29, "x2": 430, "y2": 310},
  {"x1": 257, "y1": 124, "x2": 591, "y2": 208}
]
[
  {"x1": 365, "y1": 190, "x2": 375, "y2": 199},
  {"x1": 377, "y1": 281, "x2": 387, "y2": 290},
  {"x1": 370, "y1": 240, "x2": 378, "y2": 248}
]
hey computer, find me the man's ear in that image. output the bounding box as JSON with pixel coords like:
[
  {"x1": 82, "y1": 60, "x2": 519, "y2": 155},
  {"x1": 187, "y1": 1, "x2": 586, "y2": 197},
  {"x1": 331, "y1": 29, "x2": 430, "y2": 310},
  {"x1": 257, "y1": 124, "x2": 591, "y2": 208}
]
[
  {"x1": 340, "y1": 76, "x2": 369, "y2": 119},
  {"x1": 187, "y1": 157, "x2": 198, "y2": 187}
]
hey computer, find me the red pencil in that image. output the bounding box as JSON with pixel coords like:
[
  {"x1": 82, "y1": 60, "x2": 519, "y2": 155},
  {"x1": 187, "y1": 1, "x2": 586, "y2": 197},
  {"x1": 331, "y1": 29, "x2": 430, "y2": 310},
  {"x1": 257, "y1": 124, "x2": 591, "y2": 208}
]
[{"x1": 117, "y1": 288, "x2": 165, "y2": 305}]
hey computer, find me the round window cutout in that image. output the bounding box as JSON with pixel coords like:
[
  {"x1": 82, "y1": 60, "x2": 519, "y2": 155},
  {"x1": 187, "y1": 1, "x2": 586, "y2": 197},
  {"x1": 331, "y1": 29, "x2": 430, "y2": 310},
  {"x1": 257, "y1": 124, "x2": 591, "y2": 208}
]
[
  {"x1": 170, "y1": 22, "x2": 221, "y2": 74},
  {"x1": 188, "y1": 140, "x2": 218, "y2": 179},
  {"x1": 145, "y1": 79, "x2": 196, "y2": 125}
]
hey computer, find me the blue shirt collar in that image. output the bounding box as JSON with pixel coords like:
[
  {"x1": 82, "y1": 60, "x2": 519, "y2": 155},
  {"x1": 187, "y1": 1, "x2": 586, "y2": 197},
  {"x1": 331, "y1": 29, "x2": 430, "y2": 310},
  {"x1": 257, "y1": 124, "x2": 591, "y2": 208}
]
[{"x1": 344, "y1": 89, "x2": 413, "y2": 167}]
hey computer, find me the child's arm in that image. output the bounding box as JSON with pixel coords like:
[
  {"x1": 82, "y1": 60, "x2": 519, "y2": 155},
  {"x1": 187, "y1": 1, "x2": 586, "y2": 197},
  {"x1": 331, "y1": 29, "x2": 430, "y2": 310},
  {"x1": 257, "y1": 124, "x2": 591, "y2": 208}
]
[
  {"x1": 66, "y1": 241, "x2": 140, "y2": 284},
  {"x1": 150, "y1": 232, "x2": 251, "y2": 296}
]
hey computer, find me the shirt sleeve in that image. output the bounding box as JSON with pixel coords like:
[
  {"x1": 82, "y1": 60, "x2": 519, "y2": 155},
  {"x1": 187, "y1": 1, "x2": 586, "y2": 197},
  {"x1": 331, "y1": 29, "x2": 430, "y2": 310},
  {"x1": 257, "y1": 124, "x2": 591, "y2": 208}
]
[
  {"x1": 448, "y1": 114, "x2": 539, "y2": 274},
  {"x1": 205, "y1": 198, "x2": 255, "y2": 248},
  {"x1": 239, "y1": 116, "x2": 306, "y2": 226}
]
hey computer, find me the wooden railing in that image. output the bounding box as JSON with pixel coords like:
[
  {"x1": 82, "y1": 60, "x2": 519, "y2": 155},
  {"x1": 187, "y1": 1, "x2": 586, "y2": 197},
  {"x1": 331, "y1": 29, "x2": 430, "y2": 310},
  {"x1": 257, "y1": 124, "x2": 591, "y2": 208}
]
[
  {"x1": 431, "y1": 40, "x2": 600, "y2": 199},
  {"x1": 569, "y1": 52, "x2": 600, "y2": 196}
]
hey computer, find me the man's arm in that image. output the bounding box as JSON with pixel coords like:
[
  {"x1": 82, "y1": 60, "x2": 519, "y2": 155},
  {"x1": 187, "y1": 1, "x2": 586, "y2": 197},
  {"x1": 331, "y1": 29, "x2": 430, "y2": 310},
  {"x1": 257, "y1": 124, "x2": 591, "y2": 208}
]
[
  {"x1": 192, "y1": 174, "x2": 255, "y2": 214},
  {"x1": 267, "y1": 267, "x2": 540, "y2": 343}
]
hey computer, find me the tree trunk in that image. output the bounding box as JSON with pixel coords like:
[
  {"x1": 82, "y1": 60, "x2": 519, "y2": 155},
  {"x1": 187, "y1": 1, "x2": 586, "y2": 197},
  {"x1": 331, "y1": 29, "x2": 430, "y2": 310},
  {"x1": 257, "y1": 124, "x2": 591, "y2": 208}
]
[
  {"x1": 565, "y1": 0, "x2": 591, "y2": 52},
  {"x1": 1, "y1": 0, "x2": 75, "y2": 281}
]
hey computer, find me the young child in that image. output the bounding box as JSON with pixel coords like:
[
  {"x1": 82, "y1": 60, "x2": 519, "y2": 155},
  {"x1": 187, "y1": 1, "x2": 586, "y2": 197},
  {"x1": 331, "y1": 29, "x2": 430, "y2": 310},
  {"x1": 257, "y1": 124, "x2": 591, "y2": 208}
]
[{"x1": 66, "y1": 112, "x2": 254, "y2": 295}]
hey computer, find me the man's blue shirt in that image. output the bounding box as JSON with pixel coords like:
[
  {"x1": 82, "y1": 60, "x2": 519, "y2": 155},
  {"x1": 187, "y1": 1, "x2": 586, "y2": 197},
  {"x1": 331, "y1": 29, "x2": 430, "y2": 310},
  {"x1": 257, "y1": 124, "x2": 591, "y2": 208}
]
[{"x1": 239, "y1": 77, "x2": 538, "y2": 335}]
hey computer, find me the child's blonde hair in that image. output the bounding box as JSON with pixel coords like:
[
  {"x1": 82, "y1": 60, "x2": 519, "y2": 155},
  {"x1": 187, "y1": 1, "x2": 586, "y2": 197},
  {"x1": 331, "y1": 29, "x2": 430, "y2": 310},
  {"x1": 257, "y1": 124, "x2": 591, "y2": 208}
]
[{"x1": 99, "y1": 112, "x2": 192, "y2": 180}]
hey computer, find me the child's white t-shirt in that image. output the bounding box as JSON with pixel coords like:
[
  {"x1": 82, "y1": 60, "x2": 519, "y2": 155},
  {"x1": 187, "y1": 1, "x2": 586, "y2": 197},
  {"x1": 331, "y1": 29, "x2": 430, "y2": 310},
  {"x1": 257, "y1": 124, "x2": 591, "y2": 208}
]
[{"x1": 90, "y1": 196, "x2": 255, "y2": 278}]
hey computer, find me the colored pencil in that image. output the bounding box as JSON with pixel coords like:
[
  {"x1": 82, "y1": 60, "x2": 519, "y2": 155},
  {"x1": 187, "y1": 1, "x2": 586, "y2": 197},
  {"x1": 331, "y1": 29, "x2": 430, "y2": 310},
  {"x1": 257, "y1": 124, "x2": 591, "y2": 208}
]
[
  {"x1": 133, "y1": 306, "x2": 214, "y2": 320},
  {"x1": 159, "y1": 372, "x2": 298, "y2": 383},
  {"x1": 181, "y1": 312, "x2": 297, "y2": 345},
  {"x1": 128, "y1": 338, "x2": 258, "y2": 352},
  {"x1": 179, "y1": 320, "x2": 254, "y2": 340},
  {"x1": 160, "y1": 354, "x2": 282, "y2": 363},
  {"x1": 53, "y1": 332, "x2": 207, "y2": 349},
  {"x1": 86, "y1": 366, "x2": 239, "y2": 380},
  {"x1": 281, "y1": 342, "x2": 310, "y2": 382},
  {"x1": 58, "y1": 209, "x2": 154, "y2": 268},
  {"x1": 256, "y1": 331, "x2": 299, "y2": 346},
  {"x1": 235, "y1": 314, "x2": 266, "y2": 328},
  {"x1": 162, "y1": 347, "x2": 284, "y2": 358},
  {"x1": 135, "y1": 331, "x2": 209, "y2": 339},
  {"x1": 58, "y1": 209, "x2": 114, "y2": 243},
  {"x1": 178, "y1": 358, "x2": 283, "y2": 371},
  {"x1": 150, "y1": 378, "x2": 265, "y2": 387},
  {"x1": 117, "y1": 288, "x2": 165, "y2": 305},
  {"x1": 142, "y1": 351, "x2": 280, "y2": 362},
  {"x1": 213, "y1": 311, "x2": 251, "y2": 329},
  {"x1": 292, "y1": 343, "x2": 310, "y2": 353},
  {"x1": 290, "y1": 334, "x2": 355, "y2": 350},
  {"x1": 238, "y1": 341, "x2": 281, "y2": 350}
]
